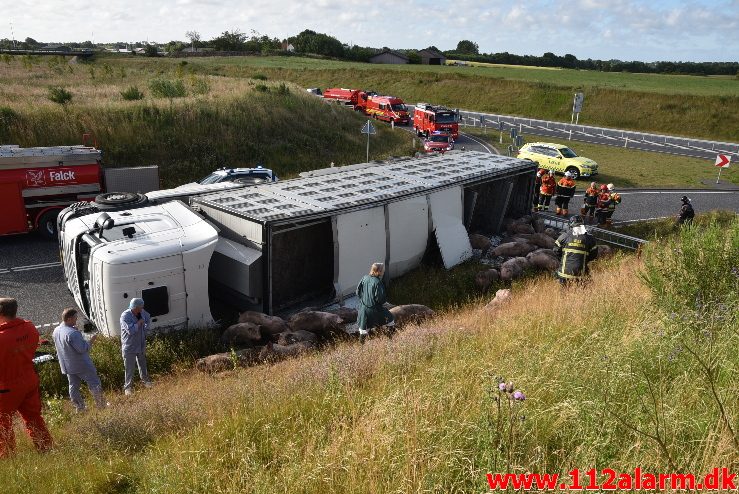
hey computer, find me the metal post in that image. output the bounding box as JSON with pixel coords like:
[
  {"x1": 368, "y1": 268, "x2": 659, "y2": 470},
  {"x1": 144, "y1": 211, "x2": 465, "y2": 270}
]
[
  {"x1": 717, "y1": 167, "x2": 723, "y2": 184},
  {"x1": 575, "y1": 113, "x2": 580, "y2": 125},
  {"x1": 366, "y1": 131, "x2": 370, "y2": 163}
]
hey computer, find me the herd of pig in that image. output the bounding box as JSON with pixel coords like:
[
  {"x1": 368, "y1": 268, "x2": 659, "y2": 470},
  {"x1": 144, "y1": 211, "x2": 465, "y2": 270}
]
[
  {"x1": 196, "y1": 304, "x2": 435, "y2": 373},
  {"x1": 196, "y1": 215, "x2": 613, "y2": 373},
  {"x1": 470, "y1": 215, "x2": 613, "y2": 291}
]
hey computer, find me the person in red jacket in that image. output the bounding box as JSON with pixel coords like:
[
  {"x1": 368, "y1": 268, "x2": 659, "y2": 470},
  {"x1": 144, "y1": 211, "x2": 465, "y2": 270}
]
[
  {"x1": 0, "y1": 298, "x2": 53, "y2": 458},
  {"x1": 536, "y1": 170, "x2": 556, "y2": 212},
  {"x1": 554, "y1": 171, "x2": 577, "y2": 216},
  {"x1": 580, "y1": 182, "x2": 600, "y2": 223}
]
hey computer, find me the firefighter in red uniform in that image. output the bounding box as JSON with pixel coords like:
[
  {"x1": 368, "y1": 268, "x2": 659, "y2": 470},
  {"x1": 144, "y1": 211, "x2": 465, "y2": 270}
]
[
  {"x1": 581, "y1": 182, "x2": 599, "y2": 223},
  {"x1": 0, "y1": 298, "x2": 53, "y2": 458},
  {"x1": 605, "y1": 183, "x2": 621, "y2": 225},
  {"x1": 532, "y1": 168, "x2": 547, "y2": 208},
  {"x1": 595, "y1": 184, "x2": 612, "y2": 226},
  {"x1": 536, "y1": 170, "x2": 556, "y2": 212},
  {"x1": 554, "y1": 171, "x2": 577, "y2": 216}
]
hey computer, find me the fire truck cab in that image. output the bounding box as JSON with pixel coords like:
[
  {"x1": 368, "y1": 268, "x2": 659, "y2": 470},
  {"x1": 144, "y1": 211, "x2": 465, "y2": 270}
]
[
  {"x1": 413, "y1": 103, "x2": 460, "y2": 140},
  {"x1": 0, "y1": 144, "x2": 159, "y2": 239},
  {"x1": 364, "y1": 95, "x2": 410, "y2": 125}
]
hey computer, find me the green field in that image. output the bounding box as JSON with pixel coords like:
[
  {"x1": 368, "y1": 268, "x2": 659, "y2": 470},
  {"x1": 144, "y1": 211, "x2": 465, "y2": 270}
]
[
  {"x1": 165, "y1": 56, "x2": 739, "y2": 97},
  {"x1": 88, "y1": 55, "x2": 739, "y2": 142}
]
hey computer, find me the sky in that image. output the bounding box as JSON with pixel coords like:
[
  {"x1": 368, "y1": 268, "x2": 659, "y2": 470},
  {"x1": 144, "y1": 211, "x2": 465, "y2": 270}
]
[{"x1": 3, "y1": 0, "x2": 738, "y2": 62}]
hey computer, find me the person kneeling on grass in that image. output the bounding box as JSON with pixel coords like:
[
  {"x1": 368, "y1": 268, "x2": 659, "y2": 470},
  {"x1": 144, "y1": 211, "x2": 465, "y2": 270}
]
[
  {"x1": 356, "y1": 263, "x2": 395, "y2": 344},
  {"x1": 120, "y1": 298, "x2": 153, "y2": 395}
]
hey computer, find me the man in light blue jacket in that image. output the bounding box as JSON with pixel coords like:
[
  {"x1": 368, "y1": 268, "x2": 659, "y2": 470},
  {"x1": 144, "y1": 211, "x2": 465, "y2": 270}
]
[
  {"x1": 52, "y1": 308, "x2": 107, "y2": 412},
  {"x1": 120, "y1": 298, "x2": 153, "y2": 395}
]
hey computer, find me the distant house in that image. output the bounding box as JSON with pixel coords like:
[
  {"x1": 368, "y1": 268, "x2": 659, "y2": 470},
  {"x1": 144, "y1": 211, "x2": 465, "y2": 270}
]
[
  {"x1": 281, "y1": 41, "x2": 295, "y2": 52},
  {"x1": 418, "y1": 49, "x2": 446, "y2": 65},
  {"x1": 368, "y1": 49, "x2": 409, "y2": 65}
]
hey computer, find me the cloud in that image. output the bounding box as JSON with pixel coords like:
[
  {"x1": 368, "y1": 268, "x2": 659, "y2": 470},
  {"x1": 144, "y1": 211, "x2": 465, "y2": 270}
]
[{"x1": 1, "y1": 0, "x2": 737, "y2": 61}]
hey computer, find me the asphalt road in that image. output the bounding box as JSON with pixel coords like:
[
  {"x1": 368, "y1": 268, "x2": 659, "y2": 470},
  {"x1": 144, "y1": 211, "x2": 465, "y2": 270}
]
[{"x1": 459, "y1": 112, "x2": 739, "y2": 162}]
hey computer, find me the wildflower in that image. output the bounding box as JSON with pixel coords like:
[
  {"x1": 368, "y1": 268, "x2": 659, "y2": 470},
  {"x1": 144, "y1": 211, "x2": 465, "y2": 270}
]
[
  {"x1": 498, "y1": 382, "x2": 507, "y2": 392},
  {"x1": 513, "y1": 391, "x2": 526, "y2": 401},
  {"x1": 506, "y1": 382, "x2": 514, "y2": 393}
]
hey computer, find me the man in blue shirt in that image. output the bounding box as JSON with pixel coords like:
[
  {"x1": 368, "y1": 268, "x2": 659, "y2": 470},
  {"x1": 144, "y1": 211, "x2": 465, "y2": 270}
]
[
  {"x1": 120, "y1": 298, "x2": 153, "y2": 395},
  {"x1": 52, "y1": 308, "x2": 107, "y2": 412}
]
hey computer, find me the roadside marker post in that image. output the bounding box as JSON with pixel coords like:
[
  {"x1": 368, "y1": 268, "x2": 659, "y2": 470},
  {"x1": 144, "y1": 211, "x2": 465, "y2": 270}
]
[
  {"x1": 715, "y1": 154, "x2": 731, "y2": 183},
  {"x1": 361, "y1": 120, "x2": 377, "y2": 163}
]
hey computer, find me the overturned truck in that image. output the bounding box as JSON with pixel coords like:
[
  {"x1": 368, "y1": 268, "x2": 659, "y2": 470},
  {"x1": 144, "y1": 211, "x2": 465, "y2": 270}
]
[{"x1": 58, "y1": 151, "x2": 535, "y2": 335}]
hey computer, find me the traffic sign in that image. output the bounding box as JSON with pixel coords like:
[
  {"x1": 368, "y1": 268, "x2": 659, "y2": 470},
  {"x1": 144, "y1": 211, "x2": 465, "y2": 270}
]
[
  {"x1": 715, "y1": 154, "x2": 731, "y2": 168},
  {"x1": 361, "y1": 121, "x2": 377, "y2": 135},
  {"x1": 573, "y1": 92, "x2": 584, "y2": 113}
]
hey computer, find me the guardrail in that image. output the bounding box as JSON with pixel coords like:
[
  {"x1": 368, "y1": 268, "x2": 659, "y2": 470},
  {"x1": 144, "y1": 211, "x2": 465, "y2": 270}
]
[
  {"x1": 458, "y1": 110, "x2": 739, "y2": 160},
  {"x1": 536, "y1": 212, "x2": 648, "y2": 251}
]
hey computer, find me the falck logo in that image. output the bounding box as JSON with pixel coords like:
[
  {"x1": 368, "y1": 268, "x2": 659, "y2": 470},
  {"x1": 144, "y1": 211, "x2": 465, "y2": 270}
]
[{"x1": 26, "y1": 170, "x2": 46, "y2": 187}]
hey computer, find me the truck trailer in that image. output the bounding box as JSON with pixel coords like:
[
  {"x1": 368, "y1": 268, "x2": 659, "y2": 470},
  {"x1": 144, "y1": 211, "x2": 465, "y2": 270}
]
[{"x1": 58, "y1": 151, "x2": 536, "y2": 336}]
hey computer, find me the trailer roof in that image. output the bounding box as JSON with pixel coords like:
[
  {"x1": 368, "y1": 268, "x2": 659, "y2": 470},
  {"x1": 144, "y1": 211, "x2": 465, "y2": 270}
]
[
  {"x1": 193, "y1": 151, "x2": 534, "y2": 225},
  {"x1": 0, "y1": 145, "x2": 102, "y2": 168}
]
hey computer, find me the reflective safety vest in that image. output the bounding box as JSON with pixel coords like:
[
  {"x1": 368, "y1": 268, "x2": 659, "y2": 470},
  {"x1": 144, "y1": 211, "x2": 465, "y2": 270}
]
[
  {"x1": 556, "y1": 177, "x2": 576, "y2": 198},
  {"x1": 553, "y1": 231, "x2": 599, "y2": 279},
  {"x1": 608, "y1": 193, "x2": 621, "y2": 211},
  {"x1": 540, "y1": 175, "x2": 556, "y2": 195},
  {"x1": 584, "y1": 187, "x2": 599, "y2": 205}
]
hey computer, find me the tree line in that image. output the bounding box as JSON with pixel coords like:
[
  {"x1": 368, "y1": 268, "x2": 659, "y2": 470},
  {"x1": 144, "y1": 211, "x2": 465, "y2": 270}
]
[{"x1": 2, "y1": 32, "x2": 736, "y2": 76}]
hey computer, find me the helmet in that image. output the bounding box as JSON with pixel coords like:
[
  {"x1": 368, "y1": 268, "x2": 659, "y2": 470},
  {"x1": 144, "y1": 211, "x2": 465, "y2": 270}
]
[
  {"x1": 590, "y1": 182, "x2": 597, "y2": 188},
  {"x1": 564, "y1": 171, "x2": 573, "y2": 178},
  {"x1": 681, "y1": 195, "x2": 690, "y2": 203},
  {"x1": 548, "y1": 170, "x2": 555, "y2": 176},
  {"x1": 600, "y1": 184, "x2": 608, "y2": 191},
  {"x1": 607, "y1": 183, "x2": 615, "y2": 191},
  {"x1": 569, "y1": 215, "x2": 584, "y2": 227}
]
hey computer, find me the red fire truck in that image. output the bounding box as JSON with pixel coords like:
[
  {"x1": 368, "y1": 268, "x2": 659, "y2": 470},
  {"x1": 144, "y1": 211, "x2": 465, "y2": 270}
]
[
  {"x1": 413, "y1": 103, "x2": 460, "y2": 139},
  {"x1": 364, "y1": 95, "x2": 410, "y2": 125},
  {"x1": 0, "y1": 143, "x2": 157, "y2": 239},
  {"x1": 322, "y1": 88, "x2": 368, "y2": 111}
]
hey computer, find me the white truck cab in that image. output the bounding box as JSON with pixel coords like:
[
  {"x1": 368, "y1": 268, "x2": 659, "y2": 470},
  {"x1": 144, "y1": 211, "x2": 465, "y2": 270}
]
[{"x1": 60, "y1": 201, "x2": 218, "y2": 336}]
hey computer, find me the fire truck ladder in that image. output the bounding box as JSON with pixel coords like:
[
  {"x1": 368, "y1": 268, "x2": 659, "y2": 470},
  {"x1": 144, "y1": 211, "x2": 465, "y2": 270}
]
[{"x1": 534, "y1": 212, "x2": 648, "y2": 251}]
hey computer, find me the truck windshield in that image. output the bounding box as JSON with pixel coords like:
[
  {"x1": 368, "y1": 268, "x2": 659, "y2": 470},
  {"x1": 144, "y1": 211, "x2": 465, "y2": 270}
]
[
  {"x1": 199, "y1": 173, "x2": 222, "y2": 185},
  {"x1": 435, "y1": 112, "x2": 458, "y2": 123},
  {"x1": 75, "y1": 235, "x2": 95, "y2": 314},
  {"x1": 391, "y1": 103, "x2": 407, "y2": 112}
]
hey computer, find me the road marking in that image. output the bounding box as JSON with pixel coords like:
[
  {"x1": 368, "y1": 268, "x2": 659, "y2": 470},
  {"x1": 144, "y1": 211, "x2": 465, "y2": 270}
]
[
  {"x1": 36, "y1": 322, "x2": 61, "y2": 331},
  {"x1": 459, "y1": 132, "x2": 498, "y2": 154},
  {"x1": 0, "y1": 261, "x2": 61, "y2": 274}
]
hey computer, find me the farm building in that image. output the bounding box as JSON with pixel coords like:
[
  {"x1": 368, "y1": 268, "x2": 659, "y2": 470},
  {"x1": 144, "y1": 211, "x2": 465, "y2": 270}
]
[
  {"x1": 418, "y1": 49, "x2": 446, "y2": 65},
  {"x1": 369, "y1": 49, "x2": 409, "y2": 65}
]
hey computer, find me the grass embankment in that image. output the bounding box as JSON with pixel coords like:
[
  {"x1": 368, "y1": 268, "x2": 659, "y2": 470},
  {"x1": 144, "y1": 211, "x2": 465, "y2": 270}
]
[
  {"x1": 95, "y1": 55, "x2": 739, "y2": 142},
  {"x1": 0, "y1": 58, "x2": 413, "y2": 185},
  {"x1": 464, "y1": 128, "x2": 739, "y2": 187},
  {"x1": 2, "y1": 214, "x2": 736, "y2": 493}
]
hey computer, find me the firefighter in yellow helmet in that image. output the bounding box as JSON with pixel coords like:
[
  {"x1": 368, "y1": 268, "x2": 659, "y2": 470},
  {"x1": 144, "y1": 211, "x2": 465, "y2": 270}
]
[{"x1": 605, "y1": 183, "x2": 621, "y2": 226}]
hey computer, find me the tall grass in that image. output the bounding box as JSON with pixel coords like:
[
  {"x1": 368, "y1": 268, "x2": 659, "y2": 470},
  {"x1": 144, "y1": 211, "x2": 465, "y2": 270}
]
[
  {"x1": 1, "y1": 219, "x2": 736, "y2": 493},
  {"x1": 0, "y1": 67, "x2": 413, "y2": 185}
]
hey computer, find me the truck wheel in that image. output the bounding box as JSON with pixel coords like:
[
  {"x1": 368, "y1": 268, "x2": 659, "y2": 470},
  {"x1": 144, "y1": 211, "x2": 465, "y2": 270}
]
[
  {"x1": 37, "y1": 210, "x2": 59, "y2": 240},
  {"x1": 94, "y1": 192, "x2": 148, "y2": 210},
  {"x1": 565, "y1": 167, "x2": 580, "y2": 180}
]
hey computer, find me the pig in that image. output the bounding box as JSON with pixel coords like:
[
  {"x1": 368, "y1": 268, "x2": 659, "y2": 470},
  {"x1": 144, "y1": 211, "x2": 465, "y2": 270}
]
[
  {"x1": 220, "y1": 322, "x2": 262, "y2": 348},
  {"x1": 287, "y1": 311, "x2": 344, "y2": 336},
  {"x1": 238, "y1": 311, "x2": 291, "y2": 336},
  {"x1": 389, "y1": 304, "x2": 435, "y2": 327}
]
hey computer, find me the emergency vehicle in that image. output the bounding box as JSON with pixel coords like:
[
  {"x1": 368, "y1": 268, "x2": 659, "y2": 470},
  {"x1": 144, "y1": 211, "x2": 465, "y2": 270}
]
[
  {"x1": 322, "y1": 88, "x2": 368, "y2": 111},
  {"x1": 0, "y1": 143, "x2": 158, "y2": 239},
  {"x1": 364, "y1": 95, "x2": 410, "y2": 124},
  {"x1": 423, "y1": 131, "x2": 454, "y2": 153},
  {"x1": 413, "y1": 103, "x2": 460, "y2": 139}
]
